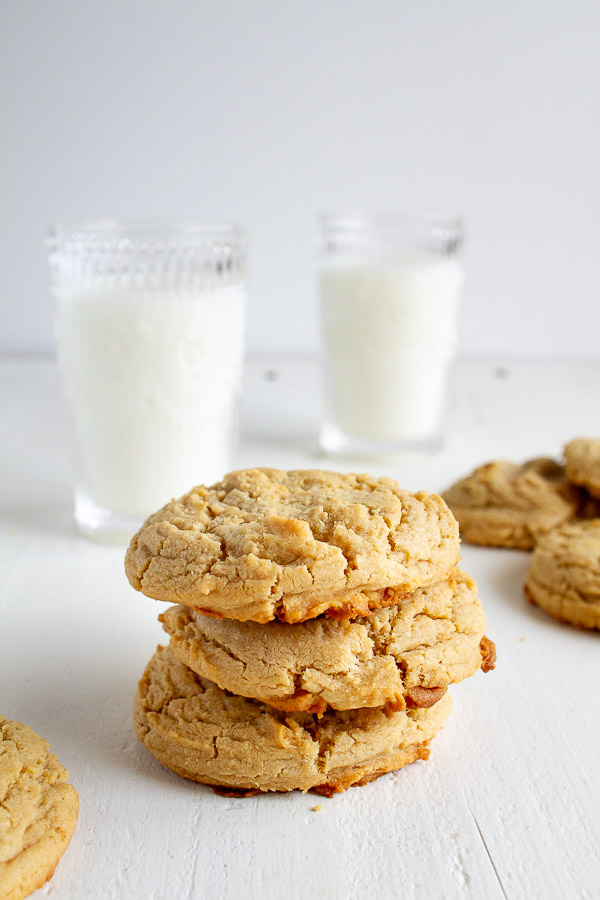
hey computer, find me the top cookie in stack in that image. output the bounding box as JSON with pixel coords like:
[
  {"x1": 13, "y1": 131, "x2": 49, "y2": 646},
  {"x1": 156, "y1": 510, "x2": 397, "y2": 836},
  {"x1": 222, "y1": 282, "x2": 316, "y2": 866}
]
[{"x1": 125, "y1": 468, "x2": 460, "y2": 623}]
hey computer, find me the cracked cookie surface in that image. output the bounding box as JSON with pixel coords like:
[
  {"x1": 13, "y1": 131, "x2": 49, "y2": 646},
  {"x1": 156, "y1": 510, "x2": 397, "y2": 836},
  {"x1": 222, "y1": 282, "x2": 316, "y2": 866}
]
[
  {"x1": 524, "y1": 519, "x2": 600, "y2": 629},
  {"x1": 443, "y1": 458, "x2": 583, "y2": 549},
  {"x1": 125, "y1": 468, "x2": 460, "y2": 623},
  {"x1": 160, "y1": 569, "x2": 492, "y2": 713},
  {"x1": 564, "y1": 438, "x2": 600, "y2": 500},
  {"x1": 0, "y1": 717, "x2": 79, "y2": 900},
  {"x1": 134, "y1": 645, "x2": 451, "y2": 794}
]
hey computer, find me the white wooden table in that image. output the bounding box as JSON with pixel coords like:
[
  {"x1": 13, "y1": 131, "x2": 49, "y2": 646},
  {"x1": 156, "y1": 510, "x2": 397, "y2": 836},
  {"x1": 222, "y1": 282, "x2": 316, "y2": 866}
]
[{"x1": 1, "y1": 356, "x2": 599, "y2": 900}]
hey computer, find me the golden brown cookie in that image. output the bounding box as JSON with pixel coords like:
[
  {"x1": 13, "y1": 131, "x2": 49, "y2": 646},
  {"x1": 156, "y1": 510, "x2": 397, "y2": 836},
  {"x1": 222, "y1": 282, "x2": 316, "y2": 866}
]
[
  {"x1": 134, "y1": 645, "x2": 452, "y2": 795},
  {"x1": 125, "y1": 468, "x2": 460, "y2": 623},
  {"x1": 442, "y1": 458, "x2": 583, "y2": 549},
  {"x1": 524, "y1": 520, "x2": 600, "y2": 629},
  {"x1": 0, "y1": 717, "x2": 79, "y2": 900},
  {"x1": 564, "y1": 438, "x2": 600, "y2": 500},
  {"x1": 160, "y1": 569, "x2": 493, "y2": 714}
]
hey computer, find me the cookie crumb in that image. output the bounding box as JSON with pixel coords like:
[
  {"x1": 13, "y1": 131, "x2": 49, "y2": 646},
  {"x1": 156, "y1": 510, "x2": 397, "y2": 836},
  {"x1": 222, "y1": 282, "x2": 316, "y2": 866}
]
[
  {"x1": 311, "y1": 804, "x2": 322, "y2": 812},
  {"x1": 519, "y1": 636, "x2": 526, "y2": 642}
]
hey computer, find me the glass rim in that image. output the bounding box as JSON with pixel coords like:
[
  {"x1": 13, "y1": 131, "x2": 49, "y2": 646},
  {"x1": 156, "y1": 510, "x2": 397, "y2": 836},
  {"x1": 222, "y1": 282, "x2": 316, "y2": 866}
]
[
  {"x1": 319, "y1": 211, "x2": 465, "y2": 232},
  {"x1": 47, "y1": 218, "x2": 246, "y2": 243},
  {"x1": 47, "y1": 218, "x2": 247, "y2": 285}
]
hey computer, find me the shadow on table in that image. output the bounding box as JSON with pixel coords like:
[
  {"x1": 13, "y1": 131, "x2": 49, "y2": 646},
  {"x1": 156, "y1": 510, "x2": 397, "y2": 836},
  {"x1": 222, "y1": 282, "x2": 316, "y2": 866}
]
[{"x1": 8, "y1": 647, "x2": 233, "y2": 802}]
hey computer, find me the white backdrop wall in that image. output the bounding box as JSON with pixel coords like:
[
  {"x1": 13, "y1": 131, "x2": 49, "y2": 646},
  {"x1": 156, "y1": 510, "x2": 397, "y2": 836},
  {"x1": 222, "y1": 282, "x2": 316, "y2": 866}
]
[{"x1": 1, "y1": 0, "x2": 599, "y2": 359}]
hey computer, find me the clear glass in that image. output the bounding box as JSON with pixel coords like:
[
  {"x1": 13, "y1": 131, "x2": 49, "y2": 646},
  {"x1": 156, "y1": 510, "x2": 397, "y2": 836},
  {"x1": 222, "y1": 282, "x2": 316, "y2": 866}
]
[
  {"x1": 318, "y1": 213, "x2": 465, "y2": 456},
  {"x1": 48, "y1": 220, "x2": 247, "y2": 541}
]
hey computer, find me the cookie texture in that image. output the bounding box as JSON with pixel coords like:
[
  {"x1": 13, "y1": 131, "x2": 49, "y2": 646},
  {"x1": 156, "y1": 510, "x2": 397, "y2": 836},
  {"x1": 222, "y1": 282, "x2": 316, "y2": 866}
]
[
  {"x1": 0, "y1": 718, "x2": 79, "y2": 900},
  {"x1": 442, "y1": 458, "x2": 583, "y2": 549},
  {"x1": 564, "y1": 438, "x2": 600, "y2": 500},
  {"x1": 134, "y1": 646, "x2": 451, "y2": 795},
  {"x1": 524, "y1": 520, "x2": 600, "y2": 629},
  {"x1": 125, "y1": 468, "x2": 460, "y2": 623},
  {"x1": 160, "y1": 569, "x2": 491, "y2": 714}
]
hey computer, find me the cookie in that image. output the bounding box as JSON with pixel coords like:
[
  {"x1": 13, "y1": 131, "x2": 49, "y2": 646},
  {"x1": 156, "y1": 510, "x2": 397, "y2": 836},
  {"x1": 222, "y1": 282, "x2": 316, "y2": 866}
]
[
  {"x1": 125, "y1": 468, "x2": 460, "y2": 623},
  {"x1": 524, "y1": 520, "x2": 600, "y2": 629},
  {"x1": 564, "y1": 438, "x2": 600, "y2": 500},
  {"x1": 0, "y1": 718, "x2": 79, "y2": 900},
  {"x1": 160, "y1": 569, "x2": 493, "y2": 714},
  {"x1": 134, "y1": 645, "x2": 452, "y2": 795},
  {"x1": 442, "y1": 458, "x2": 582, "y2": 549}
]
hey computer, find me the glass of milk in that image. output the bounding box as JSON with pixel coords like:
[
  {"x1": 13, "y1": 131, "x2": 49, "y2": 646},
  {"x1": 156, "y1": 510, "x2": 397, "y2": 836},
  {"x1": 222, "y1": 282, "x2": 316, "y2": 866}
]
[
  {"x1": 318, "y1": 213, "x2": 464, "y2": 456},
  {"x1": 48, "y1": 220, "x2": 247, "y2": 541}
]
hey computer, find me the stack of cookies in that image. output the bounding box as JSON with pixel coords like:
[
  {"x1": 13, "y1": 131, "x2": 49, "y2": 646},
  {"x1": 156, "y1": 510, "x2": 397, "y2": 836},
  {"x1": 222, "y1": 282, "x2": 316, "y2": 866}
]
[
  {"x1": 125, "y1": 469, "x2": 495, "y2": 796},
  {"x1": 443, "y1": 437, "x2": 600, "y2": 630}
]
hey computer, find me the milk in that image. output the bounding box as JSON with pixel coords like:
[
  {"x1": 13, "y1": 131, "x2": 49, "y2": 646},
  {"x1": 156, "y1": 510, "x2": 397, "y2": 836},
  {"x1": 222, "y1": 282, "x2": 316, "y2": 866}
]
[
  {"x1": 319, "y1": 259, "x2": 463, "y2": 447},
  {"x1": 56, "y1": 282, "x2": 246, "y2": 525}
]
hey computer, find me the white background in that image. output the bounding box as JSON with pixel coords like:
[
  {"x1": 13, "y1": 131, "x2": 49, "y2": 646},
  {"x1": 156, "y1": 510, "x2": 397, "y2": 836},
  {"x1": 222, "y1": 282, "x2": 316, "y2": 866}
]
[{"x1": 1, "y1": 0, "x2": 600, "y2": 359}]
